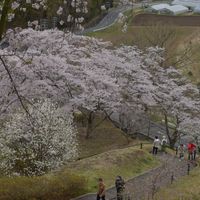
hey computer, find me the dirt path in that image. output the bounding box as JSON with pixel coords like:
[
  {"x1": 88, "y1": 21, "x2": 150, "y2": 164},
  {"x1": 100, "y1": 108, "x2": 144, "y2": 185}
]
[{"x1": 74, "y1": 153, "x2": 196, "y2": 200}]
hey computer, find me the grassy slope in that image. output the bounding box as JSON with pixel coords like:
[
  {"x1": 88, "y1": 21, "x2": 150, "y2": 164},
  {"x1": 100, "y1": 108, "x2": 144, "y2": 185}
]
[
  {"x1": 68, "y1": 119, "x2": 160, "y2": 193},
  {"x1": 77, "y1": 119, "x2": 142, "y2": 158},
  {"x1": 155, "y1": 161, "x2": 200, "y2": 200},
  {"x1": 0, "y1": 144, "x2": 159, "y2": 199},
  {"x1": 0, "y1": 118, "x2": 159, "y2": 198},
  {"x1": 87, "y1": 11, "x2": 200, "y2": 84},
  {"x1": 88, "y1": 19, "x2": 199, "y2": 48},
  {"x1": 64, "y1": 144, "x2": 159, "y2": 192},
  {"x1": 175, "y1": 29, "x2": 200, "y2": 84}
]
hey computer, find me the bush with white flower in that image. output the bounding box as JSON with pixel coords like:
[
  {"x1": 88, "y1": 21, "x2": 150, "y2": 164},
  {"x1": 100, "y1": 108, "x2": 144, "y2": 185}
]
[{"x1": 0, "y1": 99, "x2": 78, "y2": 176}]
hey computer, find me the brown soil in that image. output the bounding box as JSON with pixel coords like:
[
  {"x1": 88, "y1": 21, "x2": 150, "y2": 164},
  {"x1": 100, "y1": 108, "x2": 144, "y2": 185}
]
[{"x1": 132, "y1": 14, "x2": 200, "y2": 26}]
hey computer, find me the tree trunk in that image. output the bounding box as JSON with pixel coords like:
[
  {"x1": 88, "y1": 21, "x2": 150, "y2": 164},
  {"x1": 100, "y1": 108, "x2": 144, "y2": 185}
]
[
  {"x1": 164, "y1": 113, "x2": 173, "y2": 148},
  {"x1": 169, "y1": 133, "x2": 177, "y2": 149},
  {"x1": 122, "y1": 128, "x2": 131, "y2": 144},
  {"x1": 0, "y1": 0, "x2": 11, "y2": 41},
  {"x1": 86, "y1": 111, "x2": 93, "y2": 139},
  {"x1": 96, "y1": 0, "x2": 100, "y2": 8},
  {"x1": 170, "y1": 129, "x2": 179, "y2": 148},
  {"x1": 164, "y1": 113, "x2": 178, "y2": 148},
  {"x1": 105, "y1": 112, "x2": 131, "y2": 144}
]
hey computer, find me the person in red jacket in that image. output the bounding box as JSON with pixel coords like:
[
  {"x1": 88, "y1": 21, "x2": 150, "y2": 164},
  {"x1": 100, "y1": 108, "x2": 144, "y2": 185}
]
[{"x1": 188, "y1": 142, "x2": 196, "y2": 160}]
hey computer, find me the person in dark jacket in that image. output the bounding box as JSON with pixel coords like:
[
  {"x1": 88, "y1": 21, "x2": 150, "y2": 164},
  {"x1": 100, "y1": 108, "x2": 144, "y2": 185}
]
[{"x1": 115, "y1": 176, "x2": 125, "y2": 200}]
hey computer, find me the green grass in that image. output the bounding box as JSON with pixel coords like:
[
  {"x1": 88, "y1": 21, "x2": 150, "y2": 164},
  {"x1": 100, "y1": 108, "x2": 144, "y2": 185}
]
[
  {"x1": 0, "y1": 117, "x2": 159, "y2": 199},
  {"x1": 64, "y1": 144, "x2": 160, "y2": 192},
  {"x1": 0, "y1": 172, "x2": 88, "y2": 200},
  {"x1": 87, "y1": 9, "x2": 143, "y2": 46},
  {"x1": 88, "y1": 21, "x2": 199, "y2": 48},
  {"x1": 72, "y1": 118, "x2": 160, "y2": 194}
]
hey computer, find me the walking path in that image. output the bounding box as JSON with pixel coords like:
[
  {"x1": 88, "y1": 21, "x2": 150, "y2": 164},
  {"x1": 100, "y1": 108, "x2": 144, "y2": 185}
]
[{"x1": 74, "y1": 153, "x2": 196, "y2": 200}]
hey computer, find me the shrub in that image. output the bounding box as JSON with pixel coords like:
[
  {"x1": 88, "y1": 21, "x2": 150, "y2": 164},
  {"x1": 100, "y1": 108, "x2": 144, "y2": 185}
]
[
  {"x1": 0, "y1": 172, "x2": 88, "y2": 200},
  {"x1": 0, "y1": 99, "x2": 78, "y2": 176}
]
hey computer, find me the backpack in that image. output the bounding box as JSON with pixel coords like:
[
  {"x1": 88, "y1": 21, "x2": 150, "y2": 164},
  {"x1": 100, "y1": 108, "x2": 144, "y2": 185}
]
[
  {"x1": 162, "y1": 140, "x2": 167, "y2": 145},
  {"x1": 116, "y1": 178, "x2": 125, "y2": 191}
]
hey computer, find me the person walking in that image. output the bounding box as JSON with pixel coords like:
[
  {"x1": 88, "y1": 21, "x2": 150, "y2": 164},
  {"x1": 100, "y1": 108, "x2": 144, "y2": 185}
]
[
  {"x1": 178, "y1": 144, "x2": 185, "y2": 161},
  {"x1": 115, "y1": 176, "x2": 125, "y2": 200},
  {"x1": 97, "y1": 178, "x2": 106, "y2": 200},
  {"x1": 188, "y1": 142, "x2": 196, "y2": 161},
  {"x1": 193, "y1": 144, "x2": 197, "y2": 160},
  {"x1": 191, "y1": 143, "x2": 196, "y2": 160},
  {"x1": 188, "y1": 142, "x2": 193, "y2": 160},
  {"x1": 152, "y1": 136, "x2": 160, "y2": 155},
  {"x1": 161, "y1": 136, "x2": 167, "y2": 153}
]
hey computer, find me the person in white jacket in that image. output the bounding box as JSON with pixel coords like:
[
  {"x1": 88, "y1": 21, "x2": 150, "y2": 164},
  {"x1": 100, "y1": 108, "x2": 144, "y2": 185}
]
[
  {"x1": 161, "y1": 136, "x2": 167, "y2": 153},
  {"x1": 153, "y1": 136, "x2": 161, "y2": 155}
]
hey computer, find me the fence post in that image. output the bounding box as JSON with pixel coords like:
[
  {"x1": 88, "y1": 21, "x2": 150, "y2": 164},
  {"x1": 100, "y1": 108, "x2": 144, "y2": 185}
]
[
  {"x1": 175, "y1": 147, "x2": 178, "y2": 156},
  {"x1": 140, "y1": 143, "x2": 143, "y2": 149},
  {"x1": 147, "y1": 120, "x2": 151, "y2": 137},
  {"x1": 171, "y1": 173, "x2": 174, "y2": 184},
  {"x1": 187, "y1": 163, "x2": 190, "y2": 175},
  {"x1": 194, "y1": 150, "x2": 197, "y2": 160}
]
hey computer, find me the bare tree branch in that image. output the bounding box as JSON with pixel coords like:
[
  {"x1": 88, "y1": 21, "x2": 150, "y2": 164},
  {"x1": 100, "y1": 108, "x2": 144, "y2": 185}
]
[{"x1": 0, "y1": 56, "x2": 31, "y2": 117}]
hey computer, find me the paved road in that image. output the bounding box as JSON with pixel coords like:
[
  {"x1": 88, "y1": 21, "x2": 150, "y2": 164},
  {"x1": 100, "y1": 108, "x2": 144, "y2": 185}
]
[
  {"x1": 74, "y1": 153, "x2": 196, "y2": 200},
  {"x1": 78, "y1": 5, "x2": 134, "y2": 35},
  {"x1": 78, "y1": 0, "x2": 171, "y2": 35}
]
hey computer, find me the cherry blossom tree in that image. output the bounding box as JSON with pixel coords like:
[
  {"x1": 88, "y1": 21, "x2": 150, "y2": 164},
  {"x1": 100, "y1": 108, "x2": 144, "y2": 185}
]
[
  {"x1": 110, "y1": 46, "x2": 200, "y2": 146},
  {"x1": 0, "y1": 98, "x2": 78, "y2": 176},
  {"x1": 0, "y1": 29, "x2": 200, "y2": 144},
  {"x1": 0, "y1": 29, "x2": 121, "y2": 138},
  {"x1": 143, "y1": 50, "x2": 200, "y2": 147},
  {"x1": 57, "y1": 0, "x2": 88, "y2": 31},
  {"x1": 0, "y1": 0, "x2": 88, "y2": 40},
  {"x1": 157, "y1": 81, "x2": 200, "y2": 147}
]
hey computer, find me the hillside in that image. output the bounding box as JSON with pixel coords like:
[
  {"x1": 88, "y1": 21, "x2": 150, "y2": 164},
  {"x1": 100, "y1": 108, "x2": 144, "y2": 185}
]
[
  {"x1": 1, "y1": 6, "x2": 200, "y2": 199},
  {"x1": 0, "y1": 122, "x2": 159, "y2": 200},
  {"x1": 87, "y1": 8, "x2": 200, "y2": 82},
  {"x1": 65, "y1": 145, "x2": 159, "y2": 192},
  {"x1": 84, "y1": 7, "x2": 200, "y2": 199},
  {"x1": 77, "y1": 118, "x2": 142, "y2": 158}
]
